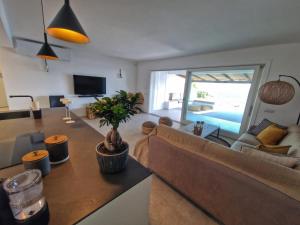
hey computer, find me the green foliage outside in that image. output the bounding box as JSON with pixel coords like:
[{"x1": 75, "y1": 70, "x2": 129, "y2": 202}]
[{"x1": 197, "y1": 91, "x2": 209, "y2": 99}]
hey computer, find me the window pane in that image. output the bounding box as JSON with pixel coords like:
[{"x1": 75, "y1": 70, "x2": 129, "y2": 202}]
[
  {"x1": 150, "y1": 71, "x2": 186, "y2": 121},
  {"x1": 186, "y1": 69, "x2": 255, "y2": 134}
]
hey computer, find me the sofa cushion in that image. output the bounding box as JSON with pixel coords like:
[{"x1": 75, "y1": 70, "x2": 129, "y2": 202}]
[
  {"x1": 231, "y1": 133, "x2": 260, "y2": 152},
  {"x1": 280, "y1": 125, "x2": 300, "y2": 158},
  {"x1": 238, "y1": 133, "x2": 261, "y2": 146},
  {"x1": 231, "y1": 140, "x2": 255, "y2": 151},
  {"x1": 256, "y1": 124, "x2": 288, "y2": 145},
  {"x1": 241, "y1": 147, "x2": 299, "y2": 168}
]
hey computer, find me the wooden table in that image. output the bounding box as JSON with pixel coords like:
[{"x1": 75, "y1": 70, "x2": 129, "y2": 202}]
[{"x1": 0, "y1": 108, "x2": 151, "y2": 225}]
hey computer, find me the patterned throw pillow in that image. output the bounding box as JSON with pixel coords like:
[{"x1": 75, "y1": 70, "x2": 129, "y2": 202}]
[
  {"x1": 248, "y1": 119, "x2": 273, "y2": 136},
  {"x1": 241, "y1": 147, "x2": 299, "y2": 168},
  {"x1": 248, "y1": 119, "x2": 287, "y2": 136}
]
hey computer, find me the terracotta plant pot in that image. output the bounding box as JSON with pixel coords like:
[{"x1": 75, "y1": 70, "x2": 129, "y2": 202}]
[{"x1": 96, "y1": 142, "x2": 129, "y2": 174}]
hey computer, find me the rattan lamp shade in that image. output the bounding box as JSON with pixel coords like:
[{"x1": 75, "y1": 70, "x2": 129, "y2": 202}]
[{"x1": 259, "y1": 80, "x2": 295, "y2": 105}]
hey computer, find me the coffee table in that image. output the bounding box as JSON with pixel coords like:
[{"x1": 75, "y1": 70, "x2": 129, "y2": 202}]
[{"x1": 180, "y1": 122, "x2": 220, "y2": 138}]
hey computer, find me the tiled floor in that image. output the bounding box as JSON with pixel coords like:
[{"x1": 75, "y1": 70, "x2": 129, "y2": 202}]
[
  {"x1": 80, "y1": 113, "x2": 182, "y2": 155},
  {"x1": 152, "y1": 108, "x2": 182, "y2": 122}
]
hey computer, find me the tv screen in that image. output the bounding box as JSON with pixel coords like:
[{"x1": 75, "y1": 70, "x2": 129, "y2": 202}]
[{"x1": 73, "y1": 75, "x2": 106, "y2": 95}]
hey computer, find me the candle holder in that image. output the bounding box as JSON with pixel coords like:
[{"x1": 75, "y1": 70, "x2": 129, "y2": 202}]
[
  {"x1": 65, "y1": 106, "x2": 75, "y2": 124},
  {"x1": 60, "y1": 98, "x2": 75, "y2": 124},
  {"x1": 63, "y1": 105, "x2": 71, "y2": 121}
]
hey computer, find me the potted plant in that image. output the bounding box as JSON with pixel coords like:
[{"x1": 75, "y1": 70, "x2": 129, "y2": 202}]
[
  {"x1": 86, "y1": 103, "x2": 96, "y2": 120},
  {"x1": 91, "y1": 90, "x2": 142, "y2": 173}
]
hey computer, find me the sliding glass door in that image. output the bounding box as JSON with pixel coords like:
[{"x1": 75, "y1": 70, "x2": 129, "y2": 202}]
[
  {"x1": 149, "y1": 66, "x2": 262, "y2": 138},
  {"x1": 181, "y1": 66, "x2": 261, "y2": 138}
]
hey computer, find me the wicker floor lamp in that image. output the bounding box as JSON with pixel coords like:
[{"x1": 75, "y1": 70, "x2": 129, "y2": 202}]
[{"x1": 259, "y1": 75, "x2": 300, "y2": 125}]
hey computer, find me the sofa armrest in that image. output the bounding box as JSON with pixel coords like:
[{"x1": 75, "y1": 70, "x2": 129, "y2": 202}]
[
  {"x1": 133, "y1": 128, "x2": 158, "y2": 167},
  {"x1": 133, "y1": 136, "x2": 150, "y2": 167}
]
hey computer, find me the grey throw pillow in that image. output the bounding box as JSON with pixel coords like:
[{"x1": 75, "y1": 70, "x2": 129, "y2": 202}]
[{"x1": 248, "y1": 119, "x2": 287, "y2": 136}]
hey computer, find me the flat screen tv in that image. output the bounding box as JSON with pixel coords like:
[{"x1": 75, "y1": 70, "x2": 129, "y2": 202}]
[{"x1": 73, "y1": 75, "x2": 106, "y2": 95}]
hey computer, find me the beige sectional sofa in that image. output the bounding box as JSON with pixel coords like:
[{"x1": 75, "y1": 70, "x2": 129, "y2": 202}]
[
  {"x1": 134, "y1": 125, "x2": 300, "y2": 225},
  {"x1": 231, "y1": 125, "x2": 300, "y2": 170}
]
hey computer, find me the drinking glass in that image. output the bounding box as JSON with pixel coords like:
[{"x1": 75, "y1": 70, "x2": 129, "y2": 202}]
[{"x1": 3, "y1": 170, "x2": 46, "y2": 221}]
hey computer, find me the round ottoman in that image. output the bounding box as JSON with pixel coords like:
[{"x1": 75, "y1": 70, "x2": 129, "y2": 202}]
[
  {"x1": 159, "y1": 117, "x2": 173, "y2": 127},
  {"x1": 142, "y1": 121, "x2": 157, "y2": 135}
]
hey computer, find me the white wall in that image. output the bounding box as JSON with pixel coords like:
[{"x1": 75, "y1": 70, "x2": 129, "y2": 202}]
[
  {"x1": 137, "y1": 43, "x2": 300, "y2": 126},
  {"x1": 0, "y1": 47, "x2": 137, "y2": 116},
  {"x1": 0, "y1": 67, "x2": 8, "y2": 107}
]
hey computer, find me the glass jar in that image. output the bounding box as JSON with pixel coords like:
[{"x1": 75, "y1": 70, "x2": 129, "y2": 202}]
[
  {"x1": 193, "y1": 121, "x2": 204, "y2": 136},
  {"x1": 3, "y1": 170, "x2": 46, "y2": 221}
]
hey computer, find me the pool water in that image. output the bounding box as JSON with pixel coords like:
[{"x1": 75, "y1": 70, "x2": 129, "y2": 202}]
[{"x1": 186, "y1": 111, "x2": 242, "y2": 134}]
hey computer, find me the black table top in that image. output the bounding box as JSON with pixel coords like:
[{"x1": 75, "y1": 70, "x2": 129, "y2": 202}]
[{"x1": 0, "y1": 108, "x2": 151, "y2": 225}]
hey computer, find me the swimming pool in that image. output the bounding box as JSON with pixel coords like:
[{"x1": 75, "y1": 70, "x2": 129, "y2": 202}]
[{"x1": 186, "y1": 111, "x2": 243, "y2": 134}]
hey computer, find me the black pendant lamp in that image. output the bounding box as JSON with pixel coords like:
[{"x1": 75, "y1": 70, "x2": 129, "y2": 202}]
[
  {"x1": 47, "y1": 0, "x2": 90, "y2": 44},
  {"x1": 37, "y1": 0, "x2": 58, "y2": 60}
]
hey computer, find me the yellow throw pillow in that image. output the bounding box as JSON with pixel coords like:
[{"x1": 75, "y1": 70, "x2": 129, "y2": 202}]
[
  {"x1": 256, "y1": 144, "x2": 291, "y2": 154},
  {"x1": 256, "y1": 124, "x2": 288, "y2": 145}
]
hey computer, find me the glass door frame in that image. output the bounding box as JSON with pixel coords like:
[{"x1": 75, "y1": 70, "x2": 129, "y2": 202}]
[{"x1": 181, "y1": 65, "x2": 263, "y2": 139}]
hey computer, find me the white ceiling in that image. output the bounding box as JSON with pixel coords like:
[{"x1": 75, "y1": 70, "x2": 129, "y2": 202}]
[{"x1": 2, "y1": 0, "x2": 300, "y2": 61}]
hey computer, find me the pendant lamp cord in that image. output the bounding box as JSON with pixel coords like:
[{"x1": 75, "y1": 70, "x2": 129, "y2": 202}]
[
  {"x1": 40, "y1": 0, "x2": 48, "y2": 43},
  {"x1": 278, "y1": 75, "x2": 300, "y2": 87},
  {"x1": 41, "y1": 0, "x2": 46, "y2": 31}
]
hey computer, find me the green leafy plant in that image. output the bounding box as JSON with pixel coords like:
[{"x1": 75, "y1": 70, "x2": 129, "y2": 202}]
[
  {"x1": 91, "y1": 90, "x2": 142, "y2": 152},
  {"x1": 197, "y1": 91, "x2": 209, "y2": 99}
]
